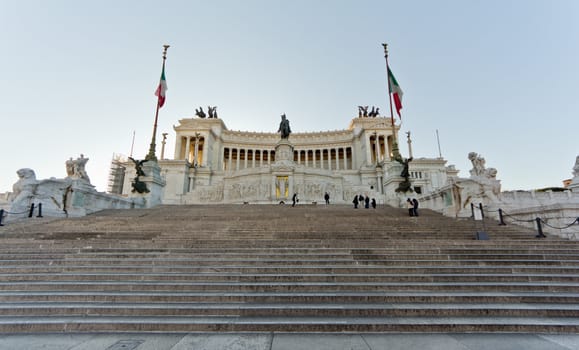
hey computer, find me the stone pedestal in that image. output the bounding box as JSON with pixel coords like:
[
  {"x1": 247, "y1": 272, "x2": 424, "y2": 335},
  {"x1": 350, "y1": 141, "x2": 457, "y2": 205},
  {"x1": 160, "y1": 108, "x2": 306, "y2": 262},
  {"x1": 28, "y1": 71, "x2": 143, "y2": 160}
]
[
  {"x1": 129, "y1": 161, "x2": 166, "y2": 208},
  {"x1": 383, "y1": 163, "x2": 405, "y2": 199},
  {"x1": 272, "y1": 139, "x2": 295, "y2": 202},
  {"x1": 274, "y1": 139, "x2": 294, "y2": 165}
]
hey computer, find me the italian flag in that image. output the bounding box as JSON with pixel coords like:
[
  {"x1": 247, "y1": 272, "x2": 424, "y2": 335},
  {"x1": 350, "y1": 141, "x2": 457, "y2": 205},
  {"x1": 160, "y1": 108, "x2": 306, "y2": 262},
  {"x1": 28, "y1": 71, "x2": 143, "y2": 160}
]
[
  {"x1": 388, "y1": 67, "x2": 403, "y2": 118},
  {"x1": 154, "y1": 66, "x2": 168, "y2": 108}
]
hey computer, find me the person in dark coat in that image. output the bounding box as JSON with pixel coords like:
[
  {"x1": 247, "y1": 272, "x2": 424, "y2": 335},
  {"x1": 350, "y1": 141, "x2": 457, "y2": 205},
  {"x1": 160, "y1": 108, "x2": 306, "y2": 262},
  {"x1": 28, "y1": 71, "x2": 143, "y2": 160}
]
[
  {"x1": 407, "y1": 198, "x2": 414, "y2": 216},
  {"x1": 352, "y1": 195, "x2": 359, "y2": 209},
  {"x1": 364, "y1": 196, "x2": 370, "y2": 209},
  {"x1": 324, "y1": 192, "x2": 330, "y2": 205},
  {"x1": 292, "y1": 193, "x2": 298, "y2": 207},
  {"x1": 371, "y1": 198, "x2": 376, "y2": 209},
  {"x1": 412, "y1": 198, "x2": 419, "y2": 216}
]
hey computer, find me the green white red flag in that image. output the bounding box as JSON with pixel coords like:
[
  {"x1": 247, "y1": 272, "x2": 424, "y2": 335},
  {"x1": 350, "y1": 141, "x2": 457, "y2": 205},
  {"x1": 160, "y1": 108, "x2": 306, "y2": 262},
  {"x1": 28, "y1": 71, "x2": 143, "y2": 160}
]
[
  {"x1": 155, "y1": 66, "x2": 168, "y2": 108},
  {"x1": 388, "y1": 67, "x2": 403, "y2": 118}
]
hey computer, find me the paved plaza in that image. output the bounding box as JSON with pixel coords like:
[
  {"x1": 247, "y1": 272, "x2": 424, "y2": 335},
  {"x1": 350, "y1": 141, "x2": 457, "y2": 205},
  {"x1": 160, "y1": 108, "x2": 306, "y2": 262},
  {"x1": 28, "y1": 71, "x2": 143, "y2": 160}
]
[{"x1": 1, "y1": 333, "x2": 579, "y2": 350}]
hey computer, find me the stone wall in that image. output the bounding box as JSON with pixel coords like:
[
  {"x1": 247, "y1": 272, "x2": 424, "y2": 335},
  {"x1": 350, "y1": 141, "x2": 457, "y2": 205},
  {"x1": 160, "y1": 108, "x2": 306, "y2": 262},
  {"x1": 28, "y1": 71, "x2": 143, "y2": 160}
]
[
  {"x1": 418, "y1": 179, "x2": 579, "y2": 240},
  {"x1": 3, "y1": 168, "x2": 145, "y2": 223}
]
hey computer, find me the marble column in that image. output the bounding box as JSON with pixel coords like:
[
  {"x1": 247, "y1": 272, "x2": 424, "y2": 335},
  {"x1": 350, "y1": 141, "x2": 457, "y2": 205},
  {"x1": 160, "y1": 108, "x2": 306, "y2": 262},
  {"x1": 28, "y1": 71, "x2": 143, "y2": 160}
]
[
  {"x1": 374, "y1": 134, "x2": 380, "y2": 164},
  {"x1": 184, "y1": 136, "x2": 191, "y2": 162},
  {"x1": 193, "y1": 136, "x2": 200, "y2": 166}
]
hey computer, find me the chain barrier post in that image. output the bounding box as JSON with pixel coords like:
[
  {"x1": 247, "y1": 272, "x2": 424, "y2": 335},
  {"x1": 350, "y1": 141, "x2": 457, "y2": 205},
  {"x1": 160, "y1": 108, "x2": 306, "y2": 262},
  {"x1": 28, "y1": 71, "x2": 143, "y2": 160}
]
[
  {"x1": 479, "y1": 203, "x2": 485, "y2": 219},
  {"x1": 535, "y1": 217, "x2": 546, "y2": 238},
  {"x1": 498, "y1": 208, "x2": 506, "y2": 225},
  {"x1": 36, "y1": 203, "x2": 43, "y2": 218},
  {"x1": 0, "y1": 209, "x2": 4, "y2": 226},
  {"x1": 28, "y1": 203, "x2": 35, "y2": 218}
]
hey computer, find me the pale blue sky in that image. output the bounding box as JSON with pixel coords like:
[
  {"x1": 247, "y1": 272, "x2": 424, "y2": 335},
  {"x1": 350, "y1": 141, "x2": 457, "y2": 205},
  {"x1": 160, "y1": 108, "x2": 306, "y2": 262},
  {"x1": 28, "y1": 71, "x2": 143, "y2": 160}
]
[{"x1": 1, "y1": 0, "x2": 578, "y2": 193}]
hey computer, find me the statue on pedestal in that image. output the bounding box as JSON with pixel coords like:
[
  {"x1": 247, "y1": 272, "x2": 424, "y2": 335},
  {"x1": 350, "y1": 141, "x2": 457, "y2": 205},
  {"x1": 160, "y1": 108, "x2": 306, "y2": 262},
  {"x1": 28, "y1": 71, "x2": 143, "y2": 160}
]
[
  {"x1": 394, "y1": 154, "x2": 413, "y2": 193},
  {"x1": 207, "y1": 106, "x2": 218, "y2": 118},
  {"x1": 468, "y1": 152, "x2": 498, "y2": 181},
  {"x1": 277, "y1": 114, "x2": 291, "y2": 139},
  {"x1": 195, "y1": 107, "x2": 206, "y2": 118},
  {"x1": 65, "y1": 154, "x2": 91, "y2": 183},
  {"x1": 129, "y1": 157, "x2": 150, "y2": 194}
]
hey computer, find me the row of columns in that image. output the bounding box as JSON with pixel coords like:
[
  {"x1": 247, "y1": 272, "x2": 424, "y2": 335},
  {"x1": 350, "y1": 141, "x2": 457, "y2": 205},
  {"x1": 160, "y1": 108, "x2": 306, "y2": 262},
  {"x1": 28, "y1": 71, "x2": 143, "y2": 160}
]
[
  {"x1": 223, "y1": 148, "x2": 274, "y2": 171},
  {"x1": 294, "y1": 147, "x2": 352, "y2": 170},
  {"x1": 184, "y1": 133, "x2": 205, "y2": 166},
  {"x1": 369, "y1": 134, "x2": 389, "y2": 164},
  {"x1": 221, "y1": 147, "x2": 354, "y2": 171}
]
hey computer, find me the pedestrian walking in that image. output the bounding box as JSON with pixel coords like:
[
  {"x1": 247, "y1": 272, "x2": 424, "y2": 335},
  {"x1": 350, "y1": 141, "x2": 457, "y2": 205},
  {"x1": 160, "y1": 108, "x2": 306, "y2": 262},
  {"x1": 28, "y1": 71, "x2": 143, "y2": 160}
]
[{"x1": 412, "y1": 198, "x2": 419, "y2": 217}]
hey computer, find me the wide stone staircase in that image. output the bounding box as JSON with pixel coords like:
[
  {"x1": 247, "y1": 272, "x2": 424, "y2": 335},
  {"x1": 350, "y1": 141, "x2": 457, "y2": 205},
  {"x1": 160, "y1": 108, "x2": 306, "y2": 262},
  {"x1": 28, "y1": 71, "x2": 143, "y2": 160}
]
[{"x1": 0, "y1": 204, "x2": 578, "y2": 333}]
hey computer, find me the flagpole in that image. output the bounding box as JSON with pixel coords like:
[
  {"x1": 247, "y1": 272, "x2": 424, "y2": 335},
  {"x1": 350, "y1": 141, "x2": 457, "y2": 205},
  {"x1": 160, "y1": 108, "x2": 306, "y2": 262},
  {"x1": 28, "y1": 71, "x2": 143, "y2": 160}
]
[
  {"x1": 146, "y1": 44, "x2": 170, "y2": 161},
  {"x1": 382, "y1": 43, "x2": 400, "y2": 159}
]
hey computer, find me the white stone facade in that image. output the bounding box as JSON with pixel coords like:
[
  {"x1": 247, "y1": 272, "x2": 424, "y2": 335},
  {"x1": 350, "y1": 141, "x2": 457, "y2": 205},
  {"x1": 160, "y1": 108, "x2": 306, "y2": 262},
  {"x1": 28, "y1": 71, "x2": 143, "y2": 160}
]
[{"x1": 118, "y1": 116, "x2": 458, "y2": 205}]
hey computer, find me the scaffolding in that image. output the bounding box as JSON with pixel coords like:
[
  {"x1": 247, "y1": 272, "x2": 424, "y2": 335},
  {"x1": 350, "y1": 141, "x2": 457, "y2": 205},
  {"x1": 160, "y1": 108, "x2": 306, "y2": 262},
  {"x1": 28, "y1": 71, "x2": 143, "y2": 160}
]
[{"x1": 107, "y1": 153, "x2": 126, "y2": 195}]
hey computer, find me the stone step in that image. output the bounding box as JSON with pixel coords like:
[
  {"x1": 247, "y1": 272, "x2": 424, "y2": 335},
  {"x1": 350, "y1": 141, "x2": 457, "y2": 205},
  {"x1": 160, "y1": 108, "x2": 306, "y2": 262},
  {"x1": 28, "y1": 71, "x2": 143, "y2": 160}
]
[
  {"x1": 0, "y1": 302, "x2": 577, "y2": 318},
  {"x1": 1, "y1": 281, "x2": 578, "y2": 292},
  {"x1": 1, "y1": 291, "x2": 577, "y2": 304},
  {"x1": 3, "y1": 246, "x2": 578, "y2": 254},
  {"x1": 1, "y1": 250, "x2": 578, "y2": 259},
  {"x1": 3, "y1": 238, "x2": 574, "y2": 246},
  {"x1": 2, "y1": 265, "x2": 579, "y2": 275},
  {"x1": 1, "y1": 260, "x2": 578, "y2": 269},
  {"x1": 1, "y1": 272, "x2": 578, "y2": 283},
  {"x1": 1, "y1": 257, "x2": 577, "y2": 267},
  {"x1": 0, "y1": 315, "x2": 576, "y2": 333}
]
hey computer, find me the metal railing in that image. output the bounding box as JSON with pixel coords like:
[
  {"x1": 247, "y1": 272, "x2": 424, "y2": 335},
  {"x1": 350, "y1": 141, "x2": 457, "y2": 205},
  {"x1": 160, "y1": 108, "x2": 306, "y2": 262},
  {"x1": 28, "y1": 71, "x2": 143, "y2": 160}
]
[
  {"x1": 470, "y1": 202, "x2": 579, "y2": 239},
  {"x1": 0, "y1": 203, "x2": 43, "y2": 226}
]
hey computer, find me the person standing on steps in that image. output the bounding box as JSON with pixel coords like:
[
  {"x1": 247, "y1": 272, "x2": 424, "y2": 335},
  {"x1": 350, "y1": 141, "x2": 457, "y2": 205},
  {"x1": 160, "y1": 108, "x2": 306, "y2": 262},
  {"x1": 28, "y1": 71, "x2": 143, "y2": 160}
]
[
  {"x1": 292, "y1": 193, "x2": 298, "y2": 207},
  {"x1": 353, "y1": 195, "x2": 359, "y2": 209},
  {"x1": 407, "y1": 198, "x2": 414, "y2": 217},
  {"x1": 371, "y1": 198, "x2": 376, "y2": 209},
  {"x1": 364, "y1": 196, "x2": 370, "y2": 209},
  {"x1": 412, "y1": 198, "x2": 419, "y2": 217},
  {"x1": 324, "y1": 192, "x2": 330, "y2": 205}
]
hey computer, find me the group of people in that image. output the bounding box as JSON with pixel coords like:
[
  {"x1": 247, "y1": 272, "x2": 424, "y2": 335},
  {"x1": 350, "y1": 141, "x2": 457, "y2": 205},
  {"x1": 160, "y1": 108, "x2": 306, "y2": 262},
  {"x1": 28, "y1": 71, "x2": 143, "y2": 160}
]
[
  {"x1": 352, "y1": 195, "x2": 376, "y2": 209},
  {"x1": 407, "y1": 198, "x2": 419, "y2": 216},
  {"x1": 291, "y1": 192, "x2": 331, "y2": 207},
  {"x1": 290, "y1": 192, "x2": 418, "y2": 214}
]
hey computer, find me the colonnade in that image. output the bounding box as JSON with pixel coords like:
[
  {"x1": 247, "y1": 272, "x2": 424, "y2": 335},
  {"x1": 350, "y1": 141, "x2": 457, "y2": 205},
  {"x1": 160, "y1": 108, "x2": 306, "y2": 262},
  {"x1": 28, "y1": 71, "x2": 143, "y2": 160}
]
[
  {"x1": 293, "y1": 147, "x2": 353, "y2": 170},
  {"x1": 175, "y1": 132, "x2": 391, "y2": 171},
  {"x1": 222, "y1": 146, "x2": 354, "y2": 171},
  {"x1": 222, "y1": 148, "x2": 274, "y2": 171},
  {"x1": 176, "y1": 135, "x2": 205, "y2": 166},
  {"x1": 369, "y1": 134, "x2": 391, "y2": 164}
]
